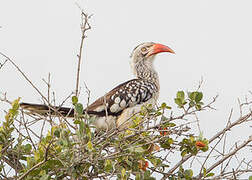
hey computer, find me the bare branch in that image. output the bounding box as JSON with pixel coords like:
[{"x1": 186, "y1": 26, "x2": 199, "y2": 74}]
[
  {"x1": 168, "y1": 110, "x2": 252, "y2": 175},
  {"x1": 75, "y1": 7, "x2": 92, "y2": 97},
  {"x1": 196, "y1": 135, "x2": 252, "y2": 178},
  {"x1": 0, "y1": 52, "x2": 48, "y2": 102},
  {"x1": 0, "y1": 59, "x2": 7, "y2": 70}
]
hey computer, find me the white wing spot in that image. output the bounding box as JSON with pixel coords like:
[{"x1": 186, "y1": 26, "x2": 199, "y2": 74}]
[
  {"x1": 110, "y1": 103, "x2": 120, "y2": 113},
  {"x1": 120, "y1": 99, "x2": 126, "y2": 108},
  {"x1": 114, "y1": 97, "x2": 121, "y2": 104},
  {"x1": 141, "y1": 92, "x2": 146, "y2": 99}
]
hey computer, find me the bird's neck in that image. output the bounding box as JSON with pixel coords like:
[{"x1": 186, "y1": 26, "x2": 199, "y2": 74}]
[{"x1": 132, "y1": 59, "x2": 160, "y2": 90}]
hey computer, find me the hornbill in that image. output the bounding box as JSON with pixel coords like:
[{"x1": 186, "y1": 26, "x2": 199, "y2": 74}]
[{"x1": 20, "y1": 42, "x2": 175, "y2": 129}]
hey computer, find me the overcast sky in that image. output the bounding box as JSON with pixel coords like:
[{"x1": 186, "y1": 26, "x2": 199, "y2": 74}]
[{"x1": 0, "y1": 0, "x2": 251, "y2": 176}]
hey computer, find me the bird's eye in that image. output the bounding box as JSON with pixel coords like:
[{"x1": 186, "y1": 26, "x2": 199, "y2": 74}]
[{"x1": 141, "y1": 47, "x2": 147, "y2": 52}]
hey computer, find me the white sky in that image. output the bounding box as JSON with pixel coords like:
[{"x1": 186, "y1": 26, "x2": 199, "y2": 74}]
[{"x1": 0, "y1": 0, "x2": 252, "y2": 177}]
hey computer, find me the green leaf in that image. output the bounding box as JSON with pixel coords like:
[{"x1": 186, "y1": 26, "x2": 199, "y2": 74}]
[
  {"x1": 206, "y1": 172, "x2": 215, "y2": 177},
  {"x1": 184, "y1": 169, "x2": 193, "y2": 178},
  {"x1": 182, "y1": 138, "x2": 189, "y2": 144},
  {"x1": 160, "y1": 102, "x2": 171, "y2": 110},
  {"x1": 189, "y1": 101, "x2": 195, "y2": 107},
  {"x1": 62, "y1": 139, "x2": 68, "y2": 147},
  {"x1": 174, "y1": 98, "x2": 182, "y2": 106},
  {"x1": 87, "y1": 141, "x2": 93, "y2": 151},
  {"x1": 168, "y1": 138, "x2": 174, "y2": 144},
  {"x1": 160, "y1": 138, "x2": 173, "y2": 149},
  {"x1": 73, "y1": 119, "x2": 81, "y2": 124},
  {"x1": 188, "y1": 92, "x2": 196, "y2": 100},
  {"x1": 24, "y1": 144, "x2": 32, "y2": 153},
  {"x1": 181, "y1": 150, "x2": 187, "y2": 157},
  {"x1": 163, "y1": 122, "x2": 176, "y2": 127},
  {"x1": 144, "y1": 170, "x2": 151, "y2": 178},
  {"x1": 121, "y1": 168, "x2": 126, "y2": 178},
  {"x1": 195, "y1": 92, "x2": 203, "y2": 103},
  {"x1": 175, "y1": 91, "x2": 187, "y2": 108},
  {"x1": 203, "y1": 167, "x2": 207, "y2": 177},
  {"x1": 177, "y1": 91, "x2": 185, "y2": 100},
  {"x1": 195, "y1": 104, "x2": 201, "y2": 110},
  {"x1": 72, "y1": 96, "x2": 78, "y2": 105},
  {"x1": 30, "y1": 168, "x2": 40, "y2": 177},
  {"x1": 135, "y1": 173, "x2": 141, "y2": 180},
  {"x1": 85, "y1": 125, "x2": 92, "y2": 139},
  {"x1": 189, "y1": 136, "x2": 195, "y2": 142},
  {"x1": 150, "y1": 158, "x2": 162, "y2": 167},
  {"x1": 79, "y1": 120, "x2": 85, "y2": 135},
  {"x1": 54, "y1": 129, "x2": 60, "y2": 138},
  {"x1": 75, "y1": 103, "x2": 83, "y2": 115},
  {"x1": 161, "y1": 102, "x2": 167, "y2": 109},
  {"x1": 12, "y1": 97, "x2": 20, "y2": 111},
  {"x1": 34, "y1": 150, "x2": 41, "y2": 162},
  {"x1": 104, "y1": 159, "x2": 112, "y2": 172},
  {"x1": 249, "y1": 176, "x2": 252, "y2": 180}
]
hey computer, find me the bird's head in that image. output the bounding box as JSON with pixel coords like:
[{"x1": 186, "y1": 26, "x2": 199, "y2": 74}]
[
  {"x1": 130, "y1": 42, "x2": 175, "y2": 64},
  {"x1": 130, "y1": 42, "x2": 175, "y2": 77}
]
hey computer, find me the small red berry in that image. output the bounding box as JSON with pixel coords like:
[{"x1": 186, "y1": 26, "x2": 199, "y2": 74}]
[
  {"x1": 138, "y1": 160, "x2": 149, "y2": 171},
  {"x1": 195, "y1": 141, "x2": 206, "y2": 148},
  {"x1": 159, "y1": 127, "x2": 168, "y2": 136}
]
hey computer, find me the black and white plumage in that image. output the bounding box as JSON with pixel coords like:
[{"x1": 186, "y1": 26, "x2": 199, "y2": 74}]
[{"x1": 20, "y1": 42, "x2": 175, "y2": 129}]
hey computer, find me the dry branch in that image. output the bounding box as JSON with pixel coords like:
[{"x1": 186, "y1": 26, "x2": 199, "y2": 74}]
[
  {"x1": 196, "y1": 135, "x2": 252, "y2": 179},
  {"x1": 75, "y1": 8, "x2": 91, "y2": 97},
  {"x1": 167, "y1": 110, "x2": 252, "y2": 175}
]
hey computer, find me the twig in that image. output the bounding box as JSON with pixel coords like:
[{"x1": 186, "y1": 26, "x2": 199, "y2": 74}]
[
  {"x1": 84, "y1": 82, "x2": 91, "y2": 108},
  {"x1": 0, "y1": 52, "x2": 74, "y2": 128},
  {"x1": 0, "y1": 52, "x2": 48, "y2": 102},
  {"x1": 75, "y1": 7, "x2": 91, "y2": 97},
  {"x1": 42, "y1": 73, "x2": 53, "y2": 125},
  {"x1": 0, "y1": 59, "x2": 7, "y2": 69},
  {"x1": 167, "y1": 111, "x2": 252, "y2": 175},
  {"x1": 196, "y1": 135, "x2": 252, "y2": 178},
  {"x1": 213, "y1": 169, "x2": 252, "y2": 179}
]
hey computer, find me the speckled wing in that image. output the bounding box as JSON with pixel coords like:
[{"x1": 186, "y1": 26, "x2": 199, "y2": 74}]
[
  {"x1": 20, "y1": 79, "x2": 158, "y2": 118},
  {"x1": 86, "y1": 79, "x2": 158, "y2": 117}
]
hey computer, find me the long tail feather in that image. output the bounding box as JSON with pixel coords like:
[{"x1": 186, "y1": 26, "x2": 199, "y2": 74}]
[{"x1": 20, "y1": 102, "x2": 74, "y2": 117}]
